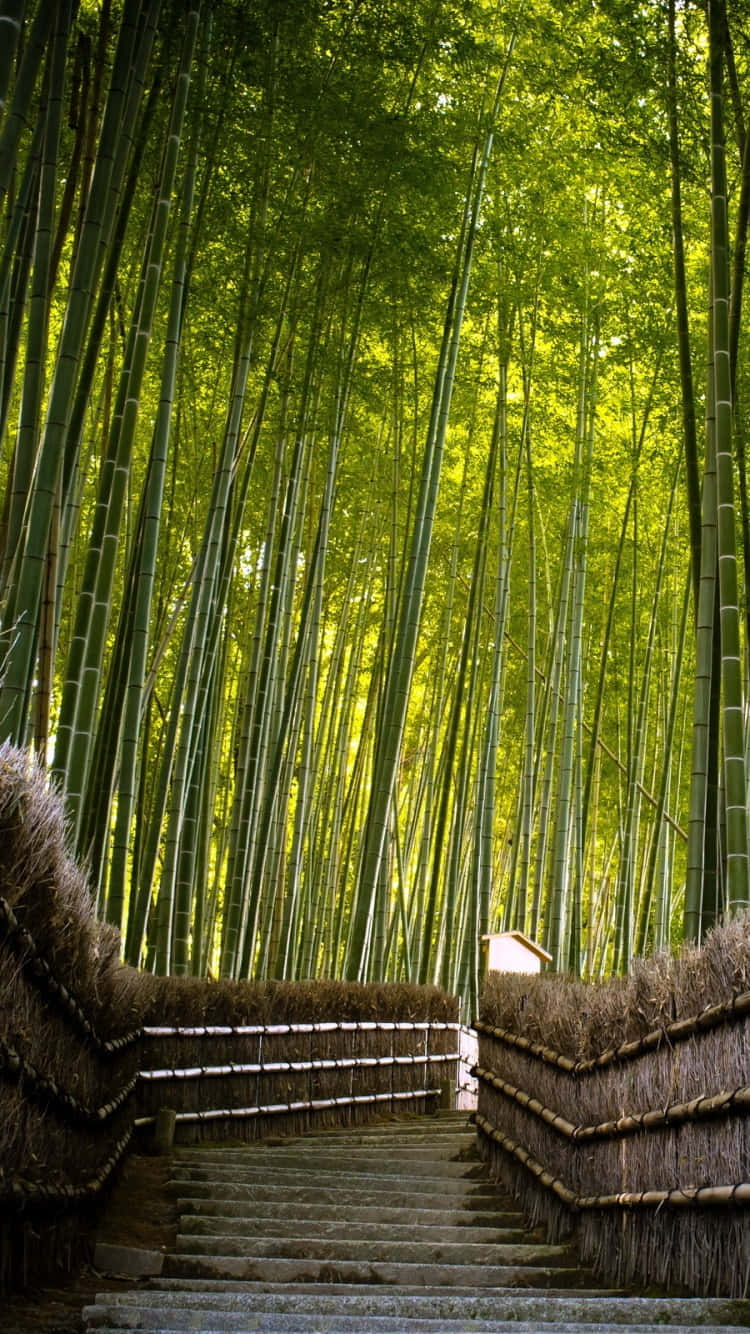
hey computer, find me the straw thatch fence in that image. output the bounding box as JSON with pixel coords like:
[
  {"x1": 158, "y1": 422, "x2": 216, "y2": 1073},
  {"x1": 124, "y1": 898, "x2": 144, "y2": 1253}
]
[
  {"x1": 475, "y1": 925, "x2": 750, "y2": 1297},
  {"x1": 0, "y1": 745, "x2": 458, "y2": 1290},
  {"x1": 136, "y1": 1016, "x2": 458, "y2": 1142}
]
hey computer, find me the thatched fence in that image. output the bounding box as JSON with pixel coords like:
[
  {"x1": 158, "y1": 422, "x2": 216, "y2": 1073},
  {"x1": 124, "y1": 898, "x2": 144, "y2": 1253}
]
[
  {"x1": 137, "y1": 1018, "x2": 457, "y2": 1142},
  {"x1": 0, "y1": 745, "x2": 458, "y2": 1290},
  {"x1": 474, "y1": 926, "x2": 750, "y2": 1297}
]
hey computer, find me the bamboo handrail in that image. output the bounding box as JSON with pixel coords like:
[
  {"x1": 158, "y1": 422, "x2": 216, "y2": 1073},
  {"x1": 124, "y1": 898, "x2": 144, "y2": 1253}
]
[
  {"x1": 135, "y1": 1087, "x2": 442, "y2": 1129},
  {"x1": 473, "y1": 1063, "x2": 750, "y2": 1141},
  {"x1": 141, "y1": 1052, "x2": 460, "y2": 1080},
  {"x1": 143, "y1": 1021, "x2": 461, "y2": 1036},
  {"x1": 474, "y1": 1112, "x2": 750, "y2": 1210}
]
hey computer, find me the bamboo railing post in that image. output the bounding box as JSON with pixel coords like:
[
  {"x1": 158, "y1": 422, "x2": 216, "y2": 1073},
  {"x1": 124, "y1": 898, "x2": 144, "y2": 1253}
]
[
  {"x1": 153, "y1": 1108, "x2": 176, "y2": 1154},
  {"x1": 256, "y1": 1031, "x2": 263, "y2": 1111}
]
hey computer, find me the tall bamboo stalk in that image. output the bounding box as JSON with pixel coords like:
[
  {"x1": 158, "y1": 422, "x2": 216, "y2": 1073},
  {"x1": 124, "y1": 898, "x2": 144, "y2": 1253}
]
[
  {"x1": 708, "y1": 0, "x2": 750, "y2": 915},
  {"x1": 349, "y1": 31, "x2": 517, "y2": 980}
]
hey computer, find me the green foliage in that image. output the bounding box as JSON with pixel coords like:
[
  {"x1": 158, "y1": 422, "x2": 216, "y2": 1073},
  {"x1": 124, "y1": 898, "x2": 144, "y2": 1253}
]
[{"x1": 0, "y1": 0, "x2": 747, "y2": 1005}]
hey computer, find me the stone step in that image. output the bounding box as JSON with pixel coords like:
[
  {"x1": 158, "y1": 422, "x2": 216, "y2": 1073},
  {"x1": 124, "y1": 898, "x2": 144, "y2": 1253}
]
[
  {"x1": 173, "y1": 1125, "x2": 474, "y2": 1148},
  {"x1": 84, "y1": 1313, "x2": 750, "y2": 1334},
  {"x1": 305, "y1": 1114, "x2": 470, "y2": 1128},
  {"x1": 177, "y1": 1121, "x2": 474, "y2": 1138},
  {"x1": 176, "y1": 1140, "x2": 477, "y2": 1162},
  {"x1": 143, "y1": 1279, "x2": 625, "y2": 1299},
  {"x1": 170, "y1": 1164, "x2": 493, "y2": 1194},
  {"x1": 86, "y1": 1114, "x2": 671, "y2": 1334},
  {"x1": 251, "y1": 1126, "x2": 477, "y2": 1140},
  {"x1": 174, "y1": 1136, "x2": 472, "y2": 1157},
  {"x1": 180, "y1": 1125, "x2": 476, "y2": 1140},
  {"x1": 241, "y1": 1121, "x2": 470, "y2": 1131},
  {"x1": 164, "y1": 1252, "x2": 590, "y2": 1288},
  {"x1": 172, "y1": 1154, "x2": 486, "y2": 1178},
  {"x1": 176, "y1": 1197, "x2": 523, "y2": 1228},
  {"x1": 84, "y1": 1290, "x2": 750, "y2": 1324},
  {"x1": 247, "y1": 1119, "x2": 471, "y2": 1144},
  {"x1": 174, "y1": 1232, "x2": 567, "y2": 1267},
  {"x1": 169, "y1": 1180, "x2": 504, "y2": 1213},
  {"x1": 177, "y1": 1213, "x2": 525, "y2": 1243},
  {"x1": 85, "y1": 1326, "x2": 748, "y2": 1334}
]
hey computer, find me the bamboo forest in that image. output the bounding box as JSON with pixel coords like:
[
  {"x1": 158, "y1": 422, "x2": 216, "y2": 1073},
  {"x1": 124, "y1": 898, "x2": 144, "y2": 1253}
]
[{"x1": 2, "y1": 0, "x2": 750, "y2": 1013}]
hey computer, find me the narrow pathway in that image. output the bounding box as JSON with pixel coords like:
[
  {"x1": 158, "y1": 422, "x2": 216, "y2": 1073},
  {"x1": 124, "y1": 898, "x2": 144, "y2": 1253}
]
[{"x1": 84, "y1": 1113, "x2": 750, "y2": 1332}]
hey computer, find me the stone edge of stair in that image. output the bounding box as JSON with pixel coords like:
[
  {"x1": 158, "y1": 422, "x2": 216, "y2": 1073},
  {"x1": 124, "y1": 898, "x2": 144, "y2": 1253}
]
[{"x1": 93, "y1": 1243, "x2": 166, "y2": 1277}]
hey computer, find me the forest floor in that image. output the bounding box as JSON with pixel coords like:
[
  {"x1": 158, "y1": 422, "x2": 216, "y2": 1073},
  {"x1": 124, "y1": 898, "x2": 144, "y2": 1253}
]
[{"x1": 2, "y1": 1153, "x2": 177, "y2": 1334}]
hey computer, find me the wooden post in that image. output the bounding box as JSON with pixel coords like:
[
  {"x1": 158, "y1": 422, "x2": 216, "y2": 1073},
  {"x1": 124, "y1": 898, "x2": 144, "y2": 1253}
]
[
  {"x1": 153, "y1": 1107, "x2": 177, "y2": 1154},
  {"x1": 439, "y1": 1077, "x2": 453, "y2": 1110}
]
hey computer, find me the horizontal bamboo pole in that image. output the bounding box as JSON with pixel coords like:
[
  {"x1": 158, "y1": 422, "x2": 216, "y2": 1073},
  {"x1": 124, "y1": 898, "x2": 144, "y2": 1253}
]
[
  {"x1": 141, "y1": 1051, "x2": 460, "y2": 1080},
  {"x1": 143, "y1": 1021, "x2": 460, "y2": 1037},
  {"x1": 474, "y1": 988, "x2": 750, "y2": 1075},
  {"x1": 474, "y1": 1112, "x2": 750, "y2": 1210},
  {"x1": 474, "y1": 1064, "x2": 750, "y2": 1140},
  {"x1": 135, "y1": 1087, "x2": 441, "y2": 1128}
]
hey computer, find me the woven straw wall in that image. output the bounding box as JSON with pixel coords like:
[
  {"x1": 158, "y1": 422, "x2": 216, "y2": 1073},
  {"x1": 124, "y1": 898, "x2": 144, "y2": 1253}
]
[
  {"x1": 136, "y1": 1016, "x2": 458, "y2": 1142},
  {"x1": 0, "y1": 744, "x2": 458, "y2": 1288},
  {"x1": 475, "y1": 930, "x2": 750, "y2": 1297}
]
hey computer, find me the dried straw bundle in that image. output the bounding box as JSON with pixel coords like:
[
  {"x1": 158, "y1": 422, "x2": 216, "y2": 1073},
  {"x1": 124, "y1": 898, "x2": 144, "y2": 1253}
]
[
  {"x1": 0, "y1": 744, "x2": 145, "y2": 1039},
  {"x1": 0, "y1": 746, "x2": 148, "y2": 1290},
  {"x1": 478, "y1": 1124, "x2": 750, "y2": 1296},
  {"x1": 480, "y1": 917, "x2": 750, "y2": 1057},
  {"x1": 475, "y1": 920, "x2": 750, "y2": 1296},
  {"x1": 0, "y1": 741, "x2": 459, "y2": 1282},
  {"x1": 138, "y1": 974, "x2": 456, "y2": 1027}
]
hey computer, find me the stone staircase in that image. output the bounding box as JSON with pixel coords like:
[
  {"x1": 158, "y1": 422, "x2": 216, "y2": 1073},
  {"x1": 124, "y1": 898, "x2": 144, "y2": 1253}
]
[{"x1": 84, "y1": 1113, "x2": 750, "y2": 1333}]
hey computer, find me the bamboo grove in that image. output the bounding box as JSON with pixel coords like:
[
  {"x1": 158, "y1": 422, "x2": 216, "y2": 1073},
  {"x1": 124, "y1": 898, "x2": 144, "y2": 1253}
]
[{"x1": 2, "y1": 0, "x2": 750, "y2": 1013}]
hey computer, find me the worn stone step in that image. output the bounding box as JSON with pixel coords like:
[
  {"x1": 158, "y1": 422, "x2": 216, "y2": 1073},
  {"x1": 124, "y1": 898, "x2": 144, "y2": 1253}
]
[
  {"x1": 174, "y1": 1232, "x2": 566, "y2": 1268},
  {"x1": 144, "y1": 1279, "x2": 624, "y2": 1299},
  {"x1": 83, "y1": 1318, "x2": 750, "y2": 1334},
  {"x1": 237, "y1": 1120, "x2": 471, "y2": 1145},
  {"x1": 83, "y1": 1307, "x2": 747, "y2": 1334},
  {"x1": 176, "y1": 1197, "x2": 522, "y2": 1229},
  {"x1": 170, "y1": 1164, "x2": 493, "y2": 1195},
  {"x1": 306, "y1": 1120, "x2": 474, "y2": 1130},
  {"x1": 164, "y1": 1252, "x2": 590, "y2": 1288},
  {"x1": 174, "y1": 1144, "x2": 473, "y2": 1164},
  {"x1": 253, "y1": 1126, "x2": 477, "y2": 1140},
  {"x1": 169, "y1": 1179, "x2": 504, "y2": 1212},
  {"x1": 176, "y1": 1122, "x2": 474, "y2": 1139},
  {"x1": 172, "y1": 1154, "x2": 485, "y2": 1179},
  {"x1": 85, "y1": 1325, "x2": 750, "y2": 1334},
  {"x1": 176, "y1": 1141, "x2": 477, "y2": 1163},
  {"x1": 177, "y1": 1213, "x2": 525, "y2": 1244},
  {"x1": 81, "y1": 1322, "x2": 750, "y2": 1334},
  {"x1": 250, "y1": 1126, "x2": 474, "y2": 1136},
  {"x1": 84, "y1": 1290, "x2": 750, "y2": 1324},
  {"x1": 137, "y1": 1269, "x2": 627, "y2": 1301}
]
